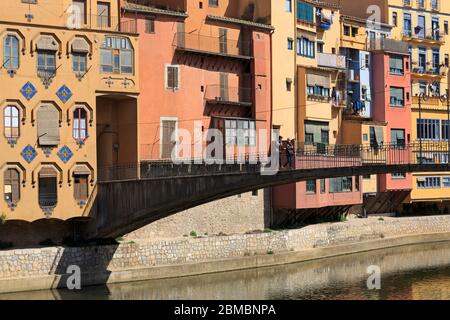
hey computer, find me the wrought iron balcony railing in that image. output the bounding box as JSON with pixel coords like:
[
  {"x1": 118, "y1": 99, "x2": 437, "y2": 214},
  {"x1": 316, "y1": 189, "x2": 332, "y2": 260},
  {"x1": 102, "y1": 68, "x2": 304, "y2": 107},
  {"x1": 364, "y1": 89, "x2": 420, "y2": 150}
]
[
  {"x1": 204, "y1": 85, "x2": 252, "y2": 106},
  {"x1": 173, "y1": 32, "x2": 252, "y2": 59}
]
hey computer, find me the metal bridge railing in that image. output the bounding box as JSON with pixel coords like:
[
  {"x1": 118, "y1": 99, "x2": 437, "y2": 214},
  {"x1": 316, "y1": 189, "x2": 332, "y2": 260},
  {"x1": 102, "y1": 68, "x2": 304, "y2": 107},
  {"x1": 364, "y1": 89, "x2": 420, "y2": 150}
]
[{"x1": 97, "y1": 142, "x2": 450, "y2": 182}]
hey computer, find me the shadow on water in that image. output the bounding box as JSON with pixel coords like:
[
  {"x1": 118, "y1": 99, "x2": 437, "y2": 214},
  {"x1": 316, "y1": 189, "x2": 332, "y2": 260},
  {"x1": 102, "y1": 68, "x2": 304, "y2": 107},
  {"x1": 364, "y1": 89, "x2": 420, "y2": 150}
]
[{"x1": 1, "y1": 241, "x2": 450, "y2": 300}]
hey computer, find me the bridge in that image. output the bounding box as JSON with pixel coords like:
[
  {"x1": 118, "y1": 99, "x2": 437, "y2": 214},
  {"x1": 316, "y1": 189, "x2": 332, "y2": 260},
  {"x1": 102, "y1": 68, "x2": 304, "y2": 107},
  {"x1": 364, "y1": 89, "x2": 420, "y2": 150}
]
[{"x1": 80, "y1": 142, "x2": 450, "y2": 239}]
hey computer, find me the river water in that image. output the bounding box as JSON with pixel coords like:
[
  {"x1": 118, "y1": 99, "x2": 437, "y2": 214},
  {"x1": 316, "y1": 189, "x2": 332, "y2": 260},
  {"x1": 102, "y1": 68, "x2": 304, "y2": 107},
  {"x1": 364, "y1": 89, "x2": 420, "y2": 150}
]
[{"x1": 1, "y1": 241, "x2": 450, "y2": 300}]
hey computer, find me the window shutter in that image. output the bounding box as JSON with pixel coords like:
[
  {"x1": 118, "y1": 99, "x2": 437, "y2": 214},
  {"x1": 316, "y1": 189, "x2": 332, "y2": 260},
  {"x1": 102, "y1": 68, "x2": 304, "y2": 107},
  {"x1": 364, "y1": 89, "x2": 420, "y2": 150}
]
[
  {"x1": 172, "y1": 67, "x2": 179, "y2": 89},
  {"x1": 37, "y1": 105, "x2": 59, "y2": 146},
  {"x1": 145, "y1": 18, "x2": 155, "y2": 33},
  {"x1": 167, "y1": 67, "x2": 174, "y2": 89}
]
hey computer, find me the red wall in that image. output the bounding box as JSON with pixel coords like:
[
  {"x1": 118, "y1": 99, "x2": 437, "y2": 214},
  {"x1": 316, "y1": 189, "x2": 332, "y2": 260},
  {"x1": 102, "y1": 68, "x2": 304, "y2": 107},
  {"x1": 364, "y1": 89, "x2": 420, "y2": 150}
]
[
  {"x1": 125, "y1": 9, "x2": 272, "y2": 160},
  {"x1": 372, "y1": 51, "x2": 412, "y2": 191}
]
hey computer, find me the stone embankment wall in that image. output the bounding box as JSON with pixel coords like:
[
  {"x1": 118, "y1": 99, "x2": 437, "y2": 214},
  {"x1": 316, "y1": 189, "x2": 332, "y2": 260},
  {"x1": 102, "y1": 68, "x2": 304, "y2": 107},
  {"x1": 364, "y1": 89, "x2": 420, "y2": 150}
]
[{"x1": 0, "y1": 215, "x2": 449, "y2": 293}]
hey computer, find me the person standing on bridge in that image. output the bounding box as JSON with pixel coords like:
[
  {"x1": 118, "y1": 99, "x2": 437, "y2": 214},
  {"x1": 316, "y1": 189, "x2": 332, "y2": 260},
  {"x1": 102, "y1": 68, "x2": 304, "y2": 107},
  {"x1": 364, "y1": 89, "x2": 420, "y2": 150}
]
[{"x1": 285, "y1": 139, "x2": 294, "y2": 169}]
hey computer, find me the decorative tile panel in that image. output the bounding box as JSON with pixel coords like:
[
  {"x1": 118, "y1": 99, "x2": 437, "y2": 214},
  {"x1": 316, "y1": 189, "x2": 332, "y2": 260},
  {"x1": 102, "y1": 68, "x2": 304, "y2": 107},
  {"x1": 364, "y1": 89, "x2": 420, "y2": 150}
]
[
  {"x1": 57, "y1": 85, "x2": 72, "y2": 103},
  {"x1": 20, "y1": 82, "x2": 37, "y2": 101},
  {"x1": 21, "y1": 145, "x2": 37, "y2": 163},
  {"x1": 57, "y1": 145, "x2": 73, "y2": 163}
]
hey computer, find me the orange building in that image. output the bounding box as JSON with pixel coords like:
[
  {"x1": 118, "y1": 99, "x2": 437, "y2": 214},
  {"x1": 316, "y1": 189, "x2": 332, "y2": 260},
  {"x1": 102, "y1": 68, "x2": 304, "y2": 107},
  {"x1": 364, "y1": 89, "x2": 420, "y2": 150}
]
[{"x1": 123, "y1": 0, "x2": 273, "y2": 161}]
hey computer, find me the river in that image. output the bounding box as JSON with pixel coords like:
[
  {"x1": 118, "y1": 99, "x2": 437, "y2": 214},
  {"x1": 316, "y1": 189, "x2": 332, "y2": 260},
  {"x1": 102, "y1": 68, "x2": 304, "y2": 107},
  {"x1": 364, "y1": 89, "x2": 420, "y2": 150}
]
[{"x1": 1, "y1": 241, "x2": 449, "y2": 300}]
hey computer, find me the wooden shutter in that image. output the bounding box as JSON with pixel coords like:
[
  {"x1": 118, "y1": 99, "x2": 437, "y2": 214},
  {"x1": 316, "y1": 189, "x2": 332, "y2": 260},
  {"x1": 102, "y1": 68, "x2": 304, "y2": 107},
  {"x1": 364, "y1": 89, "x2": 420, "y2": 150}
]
[
  {"x1": 37, "y1": 105, "x2": 60, "y2": 146},
  {"x1": 167, "y1": 66, "x2": 178, "y2": 89},
  {"x1": 220, "y1": 73, "x2": 229, "y2": 101},
  {"x1": 74, "y1": 175, "x2": 88, "y2": 201},
  {"x1": 162, "y1": 120, "x2": 176, "y2": 159},
  {"x1": 4, "y1": 169, "x2": 20, "y2": 203},
  {"x1": 177, "y1": 22, "x2": 185, "y2": 47},
  {"x1": 145, "y1": 18, "x2": 155, "y2": 33},
  {"x1": 219, "y1": 28, "x2": 227, "y2": 53}
]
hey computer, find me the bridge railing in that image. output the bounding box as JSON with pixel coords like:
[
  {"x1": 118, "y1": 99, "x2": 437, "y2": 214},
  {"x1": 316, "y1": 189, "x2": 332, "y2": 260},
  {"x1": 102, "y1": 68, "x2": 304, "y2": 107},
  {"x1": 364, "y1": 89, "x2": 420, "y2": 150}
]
[{"x1": 97, "y1": 142, "x2": 450, "y2": 182}]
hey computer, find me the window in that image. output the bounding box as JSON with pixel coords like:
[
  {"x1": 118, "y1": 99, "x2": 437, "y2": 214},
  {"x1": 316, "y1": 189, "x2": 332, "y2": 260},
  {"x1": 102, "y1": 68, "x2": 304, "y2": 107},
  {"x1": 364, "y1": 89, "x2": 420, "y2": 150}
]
[
  {"x1": 392, "y1": 172, "x2": 406, "y2": 179},
  {"x1": 417, "y1": 177, "x2": 441, "y2": 189},
  {"x1": 363, "y1": 54, "x2": 370, "y2": 68},
  {"x1": 145, "y1": 18, "x2": 155, "y2": 33},
  {"x1": 320, "y1": 179, "x2": 326, "y2": 193},
  {"x1": 445, "y1": 21, "x2": 449, "y2": 35},
  {"x1": 443, "y1": 177, "x2": 450, "y2": 188},
  {"x1": 74, "y1": 175, "x2": 89, "y2": 201},
  {"x1": 100, "y1": 37, "x2": 133, "y2": 74},
  {"x1": 344, "y1": 25, "x2": 350, "y2": 36},
  {"x1": 370, "y1": 126, "x2": 384, "y2": 149},
  {"x1": 441, "y1": 120, "x2": 450, "y2": 141},
  {"x1": 73, "y1": 108, "x2": 87, "y2": 143},
  {"x1": 3, "y1": 106, "x2": 19, "y2": 139},
  {"x1": 3, "y1": 35, "x2": 19, "y2": 69},
  {"x1": 287, "y1": 38, "x2": 293, "y2": 50},
  {"x1": 432, "y1": 48, "x2": 440, "y2": 74},
  {"x1": 355, "y1": 176, "x2": 360, "y2": 192},
  {"x1": 97, "y1": 2, "x2": 110, "y2": 28},
  {"x1": 166, "y1": 65, "x2": 180, "y2": 90},
  {"x1": 73, "y1": 52, "x2": 87, "y2": 75},
  {"x1": 391, "y1": 129, "x2": 405, "y2": 148},
  {"x1": 37, "y1": 105, "x2": 60, "y2": 147},
  {"x1": 403, "y1": 13, "x2": 412, "y2": 36},
  {"x1": 351, "y1": 27, "x2": 358, "y2": 37},
  {"x1": 224, "y1": 119, "x2": 256, "y2": 146},
  {"x1": 445, "y1": 54, "x2": 449, "y2": 67},
  {"x1": 73, "y1": 0, "x2": 86, "y2": 25},
  {"x1": 297, "y1": 1, "x2": 314, "y2": 22},
  {"x1": 38, "y1": 167, "x2": 58, "y2": 208},
  {"x1": 286, "y1": 0, "x2": 292, "y2": 12},
  {"x1": 390, "y1": 87, "x2": 405, "y2": 106},
  {"x1": 306, "y1": 179, "x2": 316, "y2": 194},
  {"x1": 317, "y1": 42, "x2": 324, "y2": 53},
  {"x1": 392, "y1": 12, "x2": 398, "y2": 26},
  {"x1": 297, "y1": 37, "x2": 315, "y2": 58},
  {"x1": 37, "y1": 50, "x2": 56, "y2": 79},
  {"x1": 389, "y1": 55, "x2": 404, "y2": 75},
  {"x1": 417, "y1": 119, "x2": 440, "y2": 140},
  {"x1": 307, "y1": 85, "x2": 330, "y2": 98},
  {"x1": 4, "y1": 168, "x2": 20, "y2": 205},
  {"x1": 209, "y1": 0, "x2": 219, "y2": 7},
  {"x1": 329, "y1": 177, "x2": 353, "y2": 193}
]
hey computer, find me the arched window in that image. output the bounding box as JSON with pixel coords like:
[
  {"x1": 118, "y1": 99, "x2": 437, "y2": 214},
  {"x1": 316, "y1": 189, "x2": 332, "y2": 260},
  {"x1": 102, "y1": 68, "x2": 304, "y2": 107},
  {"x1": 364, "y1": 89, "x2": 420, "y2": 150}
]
[
  {"x1": 73, "y1": 108, "x2": 87, "y2": 142},
  {"x1": 4, "y1": 168, "x2": 20, "y2": 204},
  {"x1": 4, "y1": 105, "x2": 19, "y2": 139},
  {"x1": 38, "y1": 167, "x2": 57, "y2": 208},
  {"x1": 4, "y1": 35, "x2": 19, "y2": 69}
]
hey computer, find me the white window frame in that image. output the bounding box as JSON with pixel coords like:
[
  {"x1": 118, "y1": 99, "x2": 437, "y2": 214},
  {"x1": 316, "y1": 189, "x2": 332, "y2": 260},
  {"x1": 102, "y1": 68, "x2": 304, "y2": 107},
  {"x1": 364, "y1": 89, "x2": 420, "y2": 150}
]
[
  {"x1": 165, "y1": 64, "x2": 181, "y2": 91},
  {"x1": 159, "y1": 117, "x2": 178, "y2": 159}
]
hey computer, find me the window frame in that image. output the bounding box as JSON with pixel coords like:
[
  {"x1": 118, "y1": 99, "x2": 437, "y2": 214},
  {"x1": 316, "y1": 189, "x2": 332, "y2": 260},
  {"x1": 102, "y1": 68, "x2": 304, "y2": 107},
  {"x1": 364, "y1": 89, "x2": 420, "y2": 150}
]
[
  {"x1": 3, "y1": 105, "x2": 20, "y2": 139},
  {"x1": 73, "y1": 107, "x2": 88, "y2": 143},
  {"x1": 3, "y1": 34, "x2": 19, "y2": 70}
]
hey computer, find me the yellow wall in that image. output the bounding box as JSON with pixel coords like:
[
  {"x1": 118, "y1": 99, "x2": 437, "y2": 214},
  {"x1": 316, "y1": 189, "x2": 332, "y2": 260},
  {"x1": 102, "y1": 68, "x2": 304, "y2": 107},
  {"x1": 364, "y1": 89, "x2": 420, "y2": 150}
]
[
  {"x1": 0, "y1": 0, "x2": 139, "y2": 222},
  {"x1": 270, "y1": 0, "x2": 296, "y2": 138}
]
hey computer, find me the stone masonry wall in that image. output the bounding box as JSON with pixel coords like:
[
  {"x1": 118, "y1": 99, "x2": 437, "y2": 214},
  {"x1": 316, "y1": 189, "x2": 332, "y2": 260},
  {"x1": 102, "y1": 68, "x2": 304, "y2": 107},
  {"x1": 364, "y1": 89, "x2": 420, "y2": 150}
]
[
  {"x1": 0, "y1": 215, "x2": 449, "y2": 280},
  {"x1": 126, "y1": 189, "x2": 271, "y2": 239}
]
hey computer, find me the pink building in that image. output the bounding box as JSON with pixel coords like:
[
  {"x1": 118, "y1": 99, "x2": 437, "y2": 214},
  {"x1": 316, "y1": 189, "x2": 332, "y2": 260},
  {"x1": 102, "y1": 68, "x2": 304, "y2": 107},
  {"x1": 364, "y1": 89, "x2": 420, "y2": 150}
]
[
  {"x1": 122, "y1": 1, "x2": 272, "y2": 161},
  {"x1": 371, "y1": 39, "x2": 413, "y2": 193}
]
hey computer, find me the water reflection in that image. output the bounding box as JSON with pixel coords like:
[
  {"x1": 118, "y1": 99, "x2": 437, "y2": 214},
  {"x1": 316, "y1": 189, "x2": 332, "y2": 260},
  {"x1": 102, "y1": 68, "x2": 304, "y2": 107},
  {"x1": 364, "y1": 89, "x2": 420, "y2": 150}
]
[{"x1": 1, "y1": 242, "x2": 450, "y2": 300}]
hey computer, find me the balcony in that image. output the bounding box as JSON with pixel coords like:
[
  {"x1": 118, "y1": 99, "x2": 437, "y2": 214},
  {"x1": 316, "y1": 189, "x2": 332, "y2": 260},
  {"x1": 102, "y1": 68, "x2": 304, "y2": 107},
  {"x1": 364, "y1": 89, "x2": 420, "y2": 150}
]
[
  {"x1": 412, "y1": 96, "x2": 448, "y2": 111},
  {"x1": 204, "y1": 85, "x2": 253, "y2": 107},
  {"x1": 401, "y1": 29, "x2": 445, "y2": 45},
  {"x1": 173, "y1": 32, "x2": 252, "y2": 60},
  {"x1": 66, "y1": 14, "x2": 137, "y2": 33},
  {"x1": 368, "y1": 38, "x2": 409, "y2": 54},
  {"x1": 411, "y1": 64, "x2": 447, "y2": 79},
  {"x1": 317, "y1": 53, "x2": 346, "y2": 70}
]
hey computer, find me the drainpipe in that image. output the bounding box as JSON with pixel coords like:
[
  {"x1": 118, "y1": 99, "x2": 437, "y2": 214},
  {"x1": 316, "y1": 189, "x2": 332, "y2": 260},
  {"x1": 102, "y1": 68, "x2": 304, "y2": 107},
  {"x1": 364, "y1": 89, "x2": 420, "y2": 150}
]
[
  {"x1": 294, "y1": 1, "x2": 298, "y2": 142},
  {"x1": 269, "y1": 27, "x2": 275, "y2": 148}
]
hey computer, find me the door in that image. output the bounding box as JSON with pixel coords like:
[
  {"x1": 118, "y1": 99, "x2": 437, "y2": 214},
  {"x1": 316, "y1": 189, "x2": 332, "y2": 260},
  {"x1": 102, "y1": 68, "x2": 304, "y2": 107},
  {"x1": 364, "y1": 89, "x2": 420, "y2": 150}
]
[
  {"x1": 432, "y1": 18, "x2": 440, "y2": 40},
  {"x1": 161, "y1": 120, "x2": 177, "y2": 159}
]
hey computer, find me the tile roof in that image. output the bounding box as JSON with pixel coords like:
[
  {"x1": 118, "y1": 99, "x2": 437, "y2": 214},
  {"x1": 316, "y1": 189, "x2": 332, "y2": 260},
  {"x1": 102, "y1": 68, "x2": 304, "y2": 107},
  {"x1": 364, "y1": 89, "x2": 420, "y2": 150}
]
[
  {"x1": 206, "y1": 15, "x2": 274, "y2": 31},
  {"x1": 123, "y1": 2, "x2": 188, "y2": 18}
]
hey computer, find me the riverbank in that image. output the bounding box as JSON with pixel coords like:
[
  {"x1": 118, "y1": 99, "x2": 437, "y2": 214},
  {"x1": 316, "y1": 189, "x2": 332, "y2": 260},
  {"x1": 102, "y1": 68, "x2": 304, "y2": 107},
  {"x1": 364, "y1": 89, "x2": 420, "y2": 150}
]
[{"x1": 1, "y1": 215, "x2": 450, "y2": 294}]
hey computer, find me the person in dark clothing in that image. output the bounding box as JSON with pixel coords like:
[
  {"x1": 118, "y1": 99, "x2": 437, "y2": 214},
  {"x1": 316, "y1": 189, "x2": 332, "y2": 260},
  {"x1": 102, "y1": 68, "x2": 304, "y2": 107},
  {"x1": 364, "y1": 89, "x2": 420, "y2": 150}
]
[
  {"x1": 285, "y1": 138, "x2": 294, "y2": 169},
  {"x1": 277, "y1": 136, "x2": 284, "y2": 168}
]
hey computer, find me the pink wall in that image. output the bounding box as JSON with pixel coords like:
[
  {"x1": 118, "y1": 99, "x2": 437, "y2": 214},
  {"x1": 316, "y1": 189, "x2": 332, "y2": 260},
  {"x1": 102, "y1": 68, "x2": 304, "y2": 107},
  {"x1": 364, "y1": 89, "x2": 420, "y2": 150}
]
[
  {"x1": 124, "y1": 10, "x2": 272, "y2": 160},
  {"x1": 372, "y1": 51, "x2": 412, "y2": 191}
]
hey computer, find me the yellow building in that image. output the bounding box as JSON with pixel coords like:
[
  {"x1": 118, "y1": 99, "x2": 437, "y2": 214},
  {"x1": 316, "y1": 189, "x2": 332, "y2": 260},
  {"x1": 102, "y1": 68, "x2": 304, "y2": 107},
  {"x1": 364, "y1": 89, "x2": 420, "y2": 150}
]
[
  {"x1": 0, "y1": 0, "x2": 139, "y2": 222},
  {"x1": 332, "y1": 0, "x2": 450, "y2": 213}
]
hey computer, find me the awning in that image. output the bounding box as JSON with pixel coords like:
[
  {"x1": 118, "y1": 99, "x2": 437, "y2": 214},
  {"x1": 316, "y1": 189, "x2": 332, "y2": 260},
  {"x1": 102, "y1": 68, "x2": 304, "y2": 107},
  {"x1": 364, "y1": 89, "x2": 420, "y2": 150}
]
[
  {"x1": 73, "y1": 165, "x2": 91, "y2": 176},
  {"x1": 374, "y1": 127, "x2": 384, "y2": 144},
  {"x1": 71, "y1": 38, "x2": 89, "y2": 53},
  {"x1": 36, "y1": 36, "x2": 58, "y2": 51},
  {"x1": 37, "y1": 105, "x2": 60, "y2": 146},
  {"x1": 307, "y1": 73, "x2": 330, "y2": 88},
  {"x1": 39, "y1": 167, "x2": 57, "y2": 178}
]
